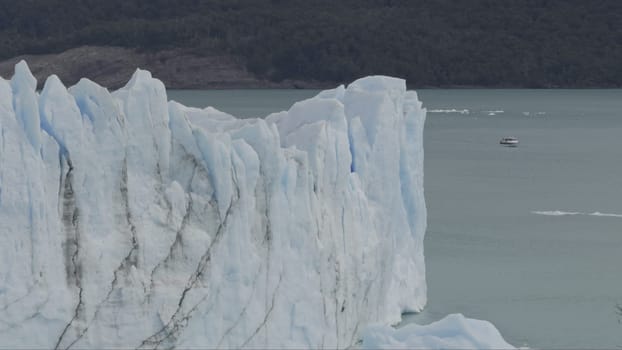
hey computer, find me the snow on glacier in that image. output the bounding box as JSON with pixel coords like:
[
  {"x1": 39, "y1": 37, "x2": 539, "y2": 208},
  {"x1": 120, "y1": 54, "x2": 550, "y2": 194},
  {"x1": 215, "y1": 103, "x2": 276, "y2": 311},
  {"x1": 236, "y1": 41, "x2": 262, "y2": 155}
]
[{"x1": 0, "y1": 61, "x2": 427, "y2": 349}]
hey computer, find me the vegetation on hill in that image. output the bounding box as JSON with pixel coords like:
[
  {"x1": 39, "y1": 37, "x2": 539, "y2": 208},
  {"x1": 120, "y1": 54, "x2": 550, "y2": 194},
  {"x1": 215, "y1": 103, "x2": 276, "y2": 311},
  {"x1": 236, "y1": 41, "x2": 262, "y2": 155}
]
[{"x1": 1, "y1": 0, "x2": 621, "y2": 87}]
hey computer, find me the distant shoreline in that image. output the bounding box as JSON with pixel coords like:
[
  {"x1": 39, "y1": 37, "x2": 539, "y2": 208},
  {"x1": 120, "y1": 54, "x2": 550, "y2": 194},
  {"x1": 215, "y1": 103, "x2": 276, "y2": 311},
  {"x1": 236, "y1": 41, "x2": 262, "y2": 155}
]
[
  {"x1": 1, "y1": 46, "x2": 620, "y2": 90},
  {"x1": 0, "y1": 46, "x2": 335, "y2": 90}
]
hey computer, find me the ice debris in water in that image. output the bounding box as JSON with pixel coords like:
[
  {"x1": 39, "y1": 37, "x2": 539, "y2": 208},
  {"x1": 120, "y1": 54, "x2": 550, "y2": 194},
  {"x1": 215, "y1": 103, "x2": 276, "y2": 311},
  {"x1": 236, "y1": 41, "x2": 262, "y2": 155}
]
[{"x1": 361, "y1": 314, "x2": 515, "y2": 349}]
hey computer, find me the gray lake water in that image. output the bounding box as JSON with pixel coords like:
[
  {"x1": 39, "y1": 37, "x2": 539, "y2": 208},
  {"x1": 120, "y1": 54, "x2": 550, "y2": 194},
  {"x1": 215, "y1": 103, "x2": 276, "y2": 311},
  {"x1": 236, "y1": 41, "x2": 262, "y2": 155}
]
[{"x1": 168, "y1": 88, "x2": 622, "y2": 349}]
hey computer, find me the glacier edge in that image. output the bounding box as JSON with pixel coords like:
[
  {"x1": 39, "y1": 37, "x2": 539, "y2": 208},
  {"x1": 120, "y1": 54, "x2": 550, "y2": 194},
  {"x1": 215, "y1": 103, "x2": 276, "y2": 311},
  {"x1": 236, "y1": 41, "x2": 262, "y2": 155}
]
[{"x1": 0, "y1": 61, "x2": 426, "y2": 349}]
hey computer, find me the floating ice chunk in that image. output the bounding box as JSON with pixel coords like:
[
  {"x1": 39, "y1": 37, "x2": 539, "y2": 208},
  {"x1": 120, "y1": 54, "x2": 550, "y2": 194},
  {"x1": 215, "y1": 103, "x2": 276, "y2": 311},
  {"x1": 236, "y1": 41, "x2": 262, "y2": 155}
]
[
  {"x1": 485, "y1": 110, "x2": 504, "y2": 114},
  {"x1": 361, "y1": 314, "x2": 515, "y2": 349}
]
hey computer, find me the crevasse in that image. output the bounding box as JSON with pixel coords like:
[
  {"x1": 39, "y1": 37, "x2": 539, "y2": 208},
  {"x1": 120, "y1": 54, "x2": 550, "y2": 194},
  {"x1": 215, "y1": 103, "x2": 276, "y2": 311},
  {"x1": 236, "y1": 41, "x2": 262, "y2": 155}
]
[{"x1": 0, "y1": 61, "x2": 426, "y2": 349}]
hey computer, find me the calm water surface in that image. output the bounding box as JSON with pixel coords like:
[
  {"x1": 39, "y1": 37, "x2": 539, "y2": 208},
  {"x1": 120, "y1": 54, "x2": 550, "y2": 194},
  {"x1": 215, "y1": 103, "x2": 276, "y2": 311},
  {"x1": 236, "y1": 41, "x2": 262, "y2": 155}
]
[{"x1": 168, "y1": 88, "x2": 622, "y2": 349}]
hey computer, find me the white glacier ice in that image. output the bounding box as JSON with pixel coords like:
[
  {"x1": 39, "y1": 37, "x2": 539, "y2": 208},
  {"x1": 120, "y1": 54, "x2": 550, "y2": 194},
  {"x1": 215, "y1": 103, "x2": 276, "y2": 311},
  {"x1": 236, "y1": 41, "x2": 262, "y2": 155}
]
[
  {"x1": 0, "y1": 61, "x2": 515, "y2": 349},
  {"x1": 0, "y1": 62, "x2": 428, "y2": 349},
  {"x1": 361, "y1": 313, "x2": 514, "y2": 349}
]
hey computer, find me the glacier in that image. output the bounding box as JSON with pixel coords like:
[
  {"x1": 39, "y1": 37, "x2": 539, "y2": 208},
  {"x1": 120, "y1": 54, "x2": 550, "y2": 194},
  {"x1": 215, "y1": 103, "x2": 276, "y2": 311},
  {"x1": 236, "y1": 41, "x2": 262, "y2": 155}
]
[{"x1": 0, "y1": 61, "x2": 428, "y2": 349}]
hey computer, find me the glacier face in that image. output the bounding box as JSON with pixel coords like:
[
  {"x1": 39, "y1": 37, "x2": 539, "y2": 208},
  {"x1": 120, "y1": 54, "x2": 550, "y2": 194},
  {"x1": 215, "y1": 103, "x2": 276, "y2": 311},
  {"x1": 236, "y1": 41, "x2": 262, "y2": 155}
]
[{"x1": 0, "y1": 61, "x2": 426, "y2": 349}]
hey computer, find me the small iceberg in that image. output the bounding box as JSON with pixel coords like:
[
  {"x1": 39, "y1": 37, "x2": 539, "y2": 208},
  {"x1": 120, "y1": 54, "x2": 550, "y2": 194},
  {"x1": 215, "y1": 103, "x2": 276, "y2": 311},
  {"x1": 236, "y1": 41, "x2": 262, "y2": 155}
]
[{"x1": 361, "y1": 313, "x2": 515, "y2": 349}]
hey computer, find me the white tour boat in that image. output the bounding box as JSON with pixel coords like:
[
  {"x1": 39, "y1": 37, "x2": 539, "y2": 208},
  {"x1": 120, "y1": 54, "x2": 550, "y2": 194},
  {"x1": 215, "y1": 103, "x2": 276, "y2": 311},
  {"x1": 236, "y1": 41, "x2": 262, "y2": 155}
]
[{"x1": 500, "y1": 137, "x2": 519, "y2": 146}]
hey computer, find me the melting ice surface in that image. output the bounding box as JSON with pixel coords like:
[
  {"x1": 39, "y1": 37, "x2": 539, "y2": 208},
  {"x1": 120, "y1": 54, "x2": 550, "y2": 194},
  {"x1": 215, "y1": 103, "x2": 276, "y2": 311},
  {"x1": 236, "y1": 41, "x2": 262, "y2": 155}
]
[{"x1": 0, "y1": 61, "x2": 511, "y2": 349}]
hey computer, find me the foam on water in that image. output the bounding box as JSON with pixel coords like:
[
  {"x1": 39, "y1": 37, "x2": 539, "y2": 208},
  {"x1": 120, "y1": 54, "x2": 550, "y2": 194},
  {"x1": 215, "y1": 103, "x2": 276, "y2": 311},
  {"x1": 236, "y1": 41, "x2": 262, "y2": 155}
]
[
  {"x1": 589, "y1": 211, "x2": 622, "y2": 218},
  {"x1": 522, "y1": 111, "x2": 546, "y2": 117},
  {"x1": 531, "y1": 210, "x2": 622, "y2": 218},
  {"x1": 531, "y1": 210, "x2": 581, "y2": 216},
  {"x1": 428, "y1": 108, "x2": 470, "y2": 114}
]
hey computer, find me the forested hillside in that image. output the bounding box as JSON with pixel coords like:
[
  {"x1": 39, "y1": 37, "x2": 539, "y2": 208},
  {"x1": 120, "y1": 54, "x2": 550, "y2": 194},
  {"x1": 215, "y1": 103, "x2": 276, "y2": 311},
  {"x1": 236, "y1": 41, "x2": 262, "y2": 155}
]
[{"x1": 1, "y1": 0, "x2": 621, "y2": 87}]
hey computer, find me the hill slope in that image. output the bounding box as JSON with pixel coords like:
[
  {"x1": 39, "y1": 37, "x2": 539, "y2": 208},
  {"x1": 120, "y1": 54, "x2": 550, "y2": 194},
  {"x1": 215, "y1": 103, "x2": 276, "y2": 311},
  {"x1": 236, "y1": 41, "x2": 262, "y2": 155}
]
[
  {"x1": 1, "y1": 0, "x2": 621, "y2": 88},
  {"x1": 0, "y1": 46, "x2": 323, "y2": 89}
]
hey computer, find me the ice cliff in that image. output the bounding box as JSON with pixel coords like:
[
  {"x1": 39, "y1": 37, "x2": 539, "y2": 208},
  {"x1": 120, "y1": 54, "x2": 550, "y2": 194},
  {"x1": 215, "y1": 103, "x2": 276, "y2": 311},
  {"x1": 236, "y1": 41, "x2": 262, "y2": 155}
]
[{"x1": 0, "y1": 61, "x2": 426, "y2": 349}]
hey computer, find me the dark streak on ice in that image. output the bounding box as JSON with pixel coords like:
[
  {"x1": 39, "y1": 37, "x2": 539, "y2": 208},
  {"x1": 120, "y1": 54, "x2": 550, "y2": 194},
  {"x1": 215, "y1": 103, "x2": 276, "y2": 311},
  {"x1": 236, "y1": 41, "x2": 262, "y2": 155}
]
[
  {"x1": 334, "y1": 258, "x2": 341, "y2": 348},
  {"x1": 120, "y1": 157, "x2": 140, "y2": 269},
  {"x1": 61, "y1": 157, "x2": 139, "y2": 350},
  {"x1": 147, "y1": 161, "x2": 198, "y2": 296},
  {"x1": 137, "y1": 171, "x2": 241, "y2": 349},
  {"x1": 216, "y1": 264, "x2": 262, "y2": 348},
  {"x1": 240, "y1": 273, "x2": 283, "y2": 348},
  {"x1": 55, "y1": 154, "x2": 85, "y2": 350}
]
